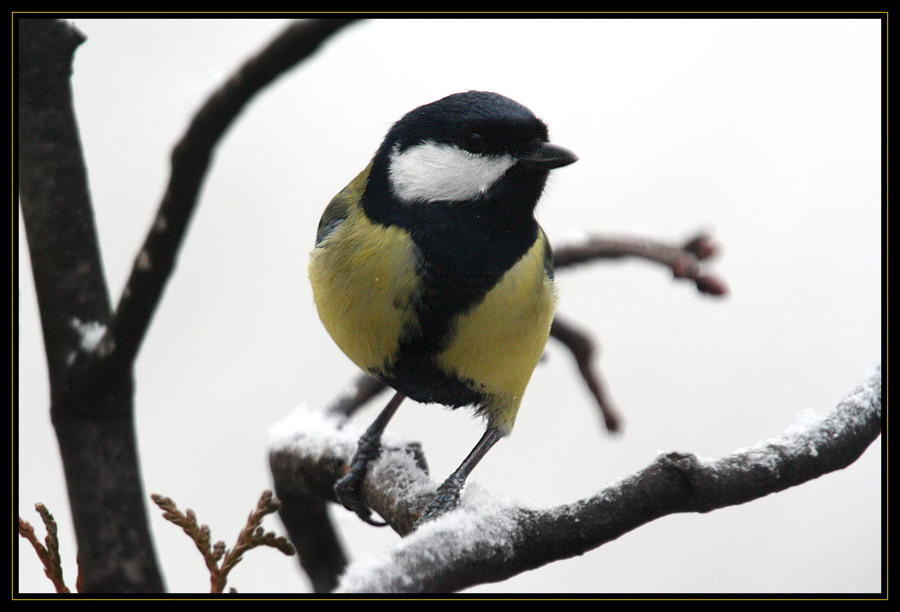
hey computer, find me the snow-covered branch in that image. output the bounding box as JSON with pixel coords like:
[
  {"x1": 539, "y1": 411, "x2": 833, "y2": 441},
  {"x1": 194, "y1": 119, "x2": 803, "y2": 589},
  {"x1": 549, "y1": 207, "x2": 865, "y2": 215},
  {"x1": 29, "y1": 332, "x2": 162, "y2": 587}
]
[{"x1": 269, "y1": 367, "x2": 881, "y2": 593}]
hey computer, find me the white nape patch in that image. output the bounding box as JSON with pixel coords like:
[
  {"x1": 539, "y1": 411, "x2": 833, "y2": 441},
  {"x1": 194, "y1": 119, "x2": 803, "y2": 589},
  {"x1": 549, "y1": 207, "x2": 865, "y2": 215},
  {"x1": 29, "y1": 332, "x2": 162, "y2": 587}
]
[{"x1": 388, "y1": 141, "x2": 515, "y2": 204}]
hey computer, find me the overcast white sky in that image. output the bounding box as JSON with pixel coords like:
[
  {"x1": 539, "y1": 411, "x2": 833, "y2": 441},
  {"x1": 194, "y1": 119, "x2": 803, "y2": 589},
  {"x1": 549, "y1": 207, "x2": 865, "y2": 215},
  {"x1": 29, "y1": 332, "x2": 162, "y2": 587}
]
[{"x1": 17, "y1": 17, "x2": 882, "y2": 594}]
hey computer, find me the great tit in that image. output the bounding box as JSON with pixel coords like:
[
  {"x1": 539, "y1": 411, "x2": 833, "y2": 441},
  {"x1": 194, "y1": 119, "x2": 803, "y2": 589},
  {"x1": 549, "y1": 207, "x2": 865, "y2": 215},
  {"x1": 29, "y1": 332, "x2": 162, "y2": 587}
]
[{"x1": 308, "y1": 90, "x2": 577, "y2": 527}]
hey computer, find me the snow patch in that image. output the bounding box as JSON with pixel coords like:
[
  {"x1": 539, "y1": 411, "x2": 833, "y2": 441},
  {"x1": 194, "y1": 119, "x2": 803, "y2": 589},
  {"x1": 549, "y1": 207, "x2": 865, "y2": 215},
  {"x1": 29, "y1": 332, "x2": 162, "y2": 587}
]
[
  {"x1": 268, "y1": 404, "x2": 354, "y2": 457},
  {"x1": 70, "y1": 317, "x2": 106, "y2": 352},
  {"x1": 336, "y1": 483, "x2": 522, "y2": 593}
]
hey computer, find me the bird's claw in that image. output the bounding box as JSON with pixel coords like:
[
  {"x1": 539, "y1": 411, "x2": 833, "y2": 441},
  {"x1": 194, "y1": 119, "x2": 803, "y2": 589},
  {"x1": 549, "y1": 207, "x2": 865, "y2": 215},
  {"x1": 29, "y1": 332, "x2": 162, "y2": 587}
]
[{"x1": 334, "y1": 472, "x2": 389, "y2": 527}]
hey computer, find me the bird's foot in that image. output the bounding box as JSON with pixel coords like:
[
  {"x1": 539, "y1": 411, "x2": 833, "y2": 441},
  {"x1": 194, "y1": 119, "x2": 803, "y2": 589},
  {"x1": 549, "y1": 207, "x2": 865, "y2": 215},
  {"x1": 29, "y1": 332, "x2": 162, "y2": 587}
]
[
  {"x1": 334, "y1": 432, "x2": 389, "y2": 527},
  {"x1": 334, "y1": 471, "x2": 388, "y2": 527},
  {"x1": 413, "y1": 475, "x2": 464, "y2": 529}
]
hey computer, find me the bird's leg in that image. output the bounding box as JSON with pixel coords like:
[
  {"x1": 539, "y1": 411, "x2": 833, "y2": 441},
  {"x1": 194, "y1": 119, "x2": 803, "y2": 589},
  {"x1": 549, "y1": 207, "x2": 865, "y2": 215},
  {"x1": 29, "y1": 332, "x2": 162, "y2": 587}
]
[
  {"x1": 334, "y1": 391, "x2": 405, "y2": 526},
  {"x1": 414, "y1": 426, "x2": 503, "y2": 528}
]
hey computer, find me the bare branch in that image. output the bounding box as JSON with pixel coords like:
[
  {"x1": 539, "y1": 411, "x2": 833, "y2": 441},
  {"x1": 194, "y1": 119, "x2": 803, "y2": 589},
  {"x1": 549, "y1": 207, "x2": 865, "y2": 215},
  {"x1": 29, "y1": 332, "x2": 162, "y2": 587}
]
[
  {"x1": 553, "y1": 231, "x2": 728, "y2": 296},
  {"x1": 263, "y1": 491, "x2": 347, "y2": 594},
  {"x1": 325, "y1": 373, "x2": 390, "y2": 420},
  {"x1": 18, "y1": 19, "x2": 109, "y2": 388},
  {"x1": 270, "y1": 368, "x2": 881, "y2": 593},
  {"x1": 549, "y1": 315, "x2": 622, "y2": 432},
  {"x1": 17, "y1": 17, "x2": 164, "y2": 593},
  {"x1": 101, "y1": 18, "x2": 358, "y2": 370},
  {"x1": 18, "y1": 17, "x2": 356, "y2": 593}
]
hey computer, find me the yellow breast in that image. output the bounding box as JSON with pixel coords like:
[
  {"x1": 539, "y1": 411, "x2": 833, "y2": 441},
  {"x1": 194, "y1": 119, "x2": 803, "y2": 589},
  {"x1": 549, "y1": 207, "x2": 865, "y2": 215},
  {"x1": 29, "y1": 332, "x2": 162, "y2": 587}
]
[
  {"x1": 308, "y1": 202, "x2": 422, "y2": 375},
  {"x1": 435, "y1": 234, "x2": 557, "y2": 432}
]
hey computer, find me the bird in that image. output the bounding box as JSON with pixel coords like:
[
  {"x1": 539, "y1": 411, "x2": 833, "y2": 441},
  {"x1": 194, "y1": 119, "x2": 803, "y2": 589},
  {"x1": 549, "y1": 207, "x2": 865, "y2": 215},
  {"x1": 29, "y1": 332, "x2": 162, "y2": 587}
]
[{"x1": 308, "y1": 90, "x2": 578, "y2": 528}]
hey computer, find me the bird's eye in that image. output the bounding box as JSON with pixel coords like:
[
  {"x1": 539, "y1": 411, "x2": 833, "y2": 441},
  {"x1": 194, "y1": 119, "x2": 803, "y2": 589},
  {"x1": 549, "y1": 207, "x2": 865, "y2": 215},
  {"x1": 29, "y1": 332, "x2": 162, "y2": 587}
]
[{"x1": 462, "y1": 131, "x2": 487, "y2": 154}]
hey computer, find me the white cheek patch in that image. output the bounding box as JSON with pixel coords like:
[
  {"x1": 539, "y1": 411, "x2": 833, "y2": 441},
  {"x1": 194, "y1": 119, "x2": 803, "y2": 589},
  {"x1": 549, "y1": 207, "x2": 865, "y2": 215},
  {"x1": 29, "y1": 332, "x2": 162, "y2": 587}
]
[{"x1": 388, "y1": 141, "x2": 516, "y2": 204}]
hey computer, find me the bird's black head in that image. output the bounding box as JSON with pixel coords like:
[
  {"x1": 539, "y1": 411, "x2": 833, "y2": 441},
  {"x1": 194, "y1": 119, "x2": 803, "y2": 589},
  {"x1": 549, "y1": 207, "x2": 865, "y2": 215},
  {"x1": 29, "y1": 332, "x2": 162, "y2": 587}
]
[
  {"x1": 365, "y1": 91, "x2": 577, "y2": 214},
  {"x1": 389, "y1": 91, "x2": 550, "y2": 159}
]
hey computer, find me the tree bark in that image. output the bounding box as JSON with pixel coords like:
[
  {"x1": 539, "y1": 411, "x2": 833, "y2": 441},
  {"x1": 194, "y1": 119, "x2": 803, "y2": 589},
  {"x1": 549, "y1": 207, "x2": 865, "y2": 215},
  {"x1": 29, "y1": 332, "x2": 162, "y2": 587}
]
[
  {"x1": 18, "y1": 16, "x2": 359, "y2": 593},
  {"x1": 18, "y1": 18, "x2": 165, "y2": 593}
]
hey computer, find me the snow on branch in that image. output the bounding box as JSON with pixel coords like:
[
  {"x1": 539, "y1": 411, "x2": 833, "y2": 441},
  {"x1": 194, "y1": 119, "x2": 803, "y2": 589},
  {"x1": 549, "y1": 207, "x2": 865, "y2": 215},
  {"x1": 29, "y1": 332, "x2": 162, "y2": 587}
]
[{"x1": 269, "y1": 367, "x2": 881, "y2": 593}]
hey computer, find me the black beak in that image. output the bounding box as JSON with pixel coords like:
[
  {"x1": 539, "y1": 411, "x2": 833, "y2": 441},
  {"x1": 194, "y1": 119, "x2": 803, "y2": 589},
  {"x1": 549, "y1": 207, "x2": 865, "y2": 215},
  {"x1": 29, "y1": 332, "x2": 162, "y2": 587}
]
[{"x1": 520, "y1": 141, "x2": 579, "y2": 170}]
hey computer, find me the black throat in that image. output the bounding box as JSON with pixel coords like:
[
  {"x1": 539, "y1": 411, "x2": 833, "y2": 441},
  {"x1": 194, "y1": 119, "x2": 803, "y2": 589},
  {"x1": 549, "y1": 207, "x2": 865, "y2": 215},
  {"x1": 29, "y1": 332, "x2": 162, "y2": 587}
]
[
  {"x1": 363, "y1": 159, "x2": 545, "y2": 338},
  {"x1": 360, "y1": 159, "x2": 549, "y2": 408}
]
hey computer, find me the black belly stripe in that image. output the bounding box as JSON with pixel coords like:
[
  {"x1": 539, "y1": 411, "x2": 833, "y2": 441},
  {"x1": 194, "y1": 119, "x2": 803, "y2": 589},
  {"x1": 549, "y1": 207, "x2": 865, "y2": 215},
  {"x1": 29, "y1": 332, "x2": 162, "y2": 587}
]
[{"x1": 361, "y1": 159, "x2": 549, "y2": 408}]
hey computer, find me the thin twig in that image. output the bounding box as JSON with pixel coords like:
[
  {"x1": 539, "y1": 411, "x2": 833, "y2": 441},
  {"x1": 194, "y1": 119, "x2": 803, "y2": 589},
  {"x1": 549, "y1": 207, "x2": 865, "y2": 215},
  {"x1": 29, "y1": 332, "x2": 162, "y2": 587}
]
[
  {"x1": 18, "y1": 504, "x2": 72, "y2": 594},
  {"x1": 101, "y1": 19, "x2": 358, "y2": 370},
  {"x1": 549, "y1": 316, "x2": 622, "y2": 432},
  {"x1": 326, "y1": 373, "x2": 389, "y2": 420},
  {"x1": 215, "y1": 491, "x2": 296, "y2": 593},
  {"x1": 553, "y1": 231, "x2": 729, "y2": 296},
  {"x1": 151, "y1": 490, "x2": 295, "y2": 594}
]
